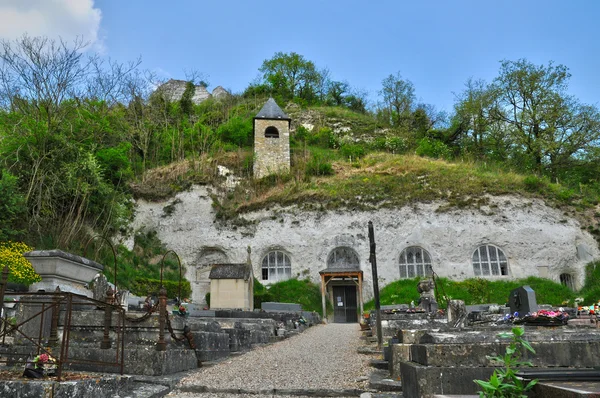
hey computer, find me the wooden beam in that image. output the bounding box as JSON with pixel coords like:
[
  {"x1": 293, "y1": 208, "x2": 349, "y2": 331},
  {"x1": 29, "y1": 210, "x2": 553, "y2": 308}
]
[{"x1": 320, "y1": 274, "x2": 326, "y2": 321}]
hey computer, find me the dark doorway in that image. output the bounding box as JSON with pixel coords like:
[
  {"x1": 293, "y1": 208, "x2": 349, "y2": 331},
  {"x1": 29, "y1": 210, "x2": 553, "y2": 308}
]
[
  {"x1": 333, "y1": 285, "x2": 358, "y2": 323},
  {"x1": 560, "y1": 273, "x2": 575, "y2": 290}
]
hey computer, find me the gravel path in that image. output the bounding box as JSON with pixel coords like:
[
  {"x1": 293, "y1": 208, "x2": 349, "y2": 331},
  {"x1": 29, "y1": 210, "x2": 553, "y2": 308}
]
[{"x1": 167, "y1": 323, "x2": 373, "y2": 396}]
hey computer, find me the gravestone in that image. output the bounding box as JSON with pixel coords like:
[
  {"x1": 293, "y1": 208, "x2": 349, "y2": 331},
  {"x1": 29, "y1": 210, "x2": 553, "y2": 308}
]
[
  {"x1": 447, "y1": 299, "x2": 466, "y2": 327},
  {"x1": 91, "y1": 273, "x2": 108, "y2": 302},
  {"x1": 417, "y1": 279, "x2": 438, "y2": 313},
  {"x1": 508, "y1": 285, "x2": 538, "y2": 315}
]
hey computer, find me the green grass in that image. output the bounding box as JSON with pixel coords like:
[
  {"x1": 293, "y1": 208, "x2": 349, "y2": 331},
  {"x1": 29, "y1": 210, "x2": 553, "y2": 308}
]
[
  {"x1": 364, "y1": 276, "x2": 577, "y2": 311},
  {"x1": 579, "y1": 261, "x2": 600, "y2": 304},
  {"x1": 253, "y1": 278, "x2": 331, "y2": 315},
  {"x1": 220, "y1": 153, "x2": 582, "y2": 217}
]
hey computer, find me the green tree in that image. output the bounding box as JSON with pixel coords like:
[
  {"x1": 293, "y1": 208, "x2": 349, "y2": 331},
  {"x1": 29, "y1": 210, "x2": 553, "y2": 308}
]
[
  {"x1": 0, "y1": 170, "x2": 26, "y2": 240},
  {"x1": 326, "y1": 80, "x2": 350, "y2": 106},
  {"x1": 453, "y1": 78, "x2": 497, "y2": 158},
  {"x1": 380, "y1": 71, "x2": 415, "y2": 127},
  {"x1": 492, "y1": 59, "x2": 600, "y2": 176},
  {"x1": 259, "y1": 52, "x2": 321, "y2": 103},
  {"x1": 179, "y1": 81, "x2": 195, "y2": 117}
]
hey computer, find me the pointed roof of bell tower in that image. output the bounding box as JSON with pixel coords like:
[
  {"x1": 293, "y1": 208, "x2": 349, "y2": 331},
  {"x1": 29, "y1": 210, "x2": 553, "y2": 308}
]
[{"x1": 255, "y1": 98, "x2": 291, "y2": 121}]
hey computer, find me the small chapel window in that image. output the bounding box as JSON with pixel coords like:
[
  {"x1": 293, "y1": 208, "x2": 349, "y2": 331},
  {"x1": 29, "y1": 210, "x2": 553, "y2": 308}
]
[
  {"x1": 472, "y1": 245, "x2": 508, "y2": 276},
  {"x1": 399, "y1": 246, "x2": 433, "y2": 279},
  {"x1": 261, "y1": 250, "x2": 291, "y2": 281},
  {"x1": 265, "y1": 126, "x2": 279, "y2": 138}
]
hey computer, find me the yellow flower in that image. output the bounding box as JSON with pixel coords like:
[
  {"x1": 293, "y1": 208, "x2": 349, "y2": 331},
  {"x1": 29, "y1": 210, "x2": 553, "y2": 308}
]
[{"x1": 0, "y1": 241, "x2": 41, "y2": 285}]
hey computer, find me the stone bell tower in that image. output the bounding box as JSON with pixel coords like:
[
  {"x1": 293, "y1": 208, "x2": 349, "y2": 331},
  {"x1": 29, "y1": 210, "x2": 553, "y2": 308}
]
[{"x1": 253, "y1": 98, "x2": 291, "y2": 179}]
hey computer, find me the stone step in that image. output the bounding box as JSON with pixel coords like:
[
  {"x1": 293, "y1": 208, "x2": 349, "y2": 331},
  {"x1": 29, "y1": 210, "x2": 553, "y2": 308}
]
[
  {"x1": 358, "y1": 346, "x2": 383, "y2": 355},
  {"x1": 369, "y1": 369, "x2": 402, "y2": 392},
  {"x1": 534, "y1": 380, "x2": 600, "y2": 397},
  {"x1": 369, "y1": 359, "x2": 389, "y2": 370},
  {"x1": 117, "y1": 382, "x2": 170, "y2": 398}
]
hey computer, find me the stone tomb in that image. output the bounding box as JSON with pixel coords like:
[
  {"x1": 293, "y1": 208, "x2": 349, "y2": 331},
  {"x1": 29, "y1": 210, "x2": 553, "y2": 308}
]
[
  {"x1": 25, "y1": 250, "x2": 103, "y2": 296},
  {"x1": 397, "y1": 328, "x2": 600, "y2": 397}
]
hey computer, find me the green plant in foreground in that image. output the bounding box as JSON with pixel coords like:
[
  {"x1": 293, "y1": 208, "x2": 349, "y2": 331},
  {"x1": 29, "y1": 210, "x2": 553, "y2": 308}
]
[{"x1": 474, "y1": 326, "x2": 537, "y2": 397}]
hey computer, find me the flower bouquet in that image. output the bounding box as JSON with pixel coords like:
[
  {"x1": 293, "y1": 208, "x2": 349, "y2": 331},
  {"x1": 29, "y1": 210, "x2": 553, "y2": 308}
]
[
  {"x1": 23, "y1": 351, "x2": 57, "y2": 378},
  {"x1": 514, "y1": 309, "x2": 569, "y2": 326}
]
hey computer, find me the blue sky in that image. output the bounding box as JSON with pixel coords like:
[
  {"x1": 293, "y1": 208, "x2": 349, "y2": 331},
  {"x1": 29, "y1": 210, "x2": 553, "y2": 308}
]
[{"x1": 1, "y1": 1, "x2": 599, "y2": 113}]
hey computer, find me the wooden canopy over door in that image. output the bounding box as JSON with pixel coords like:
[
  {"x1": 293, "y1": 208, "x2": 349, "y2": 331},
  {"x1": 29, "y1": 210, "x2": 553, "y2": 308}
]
[{"x1": 319, "y1": 270, "x2": 364, "y2": 322}]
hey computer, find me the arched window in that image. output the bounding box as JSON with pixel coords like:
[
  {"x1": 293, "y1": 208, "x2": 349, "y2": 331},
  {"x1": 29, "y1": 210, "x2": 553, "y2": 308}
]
[
  {"x1": 265, "y1": 126, "x2": 279, "y2": 138},
  {"x1": 327, "y1": 247, "x2": 360, "y2": 269},
  {"x1": 472, "y1": 245, "x2": 508, "y2": 276},
  {"x1": 399, "y1": 246, "x2": 433, "y2": 279},
  {"x1": 261, "y1": 250, "x2": 291, "y2": 281},
  {"x1": 560, "y1": 273, "x2": 575, "y2": 290}
]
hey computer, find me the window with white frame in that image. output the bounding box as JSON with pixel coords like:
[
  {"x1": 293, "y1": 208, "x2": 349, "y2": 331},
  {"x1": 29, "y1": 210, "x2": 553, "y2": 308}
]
[
  {"x1": 472, "y1": 245, "x2": 508, "y2": 276},
  {"x1": 327, "y1": 247, "x2": 360, "y2": 269},
  {"x1": 261, "y1": 250, "x2": 291, "y2": 281},
  {"x1": 399, "y1": 246, "x2": 433, "y2": 279}
]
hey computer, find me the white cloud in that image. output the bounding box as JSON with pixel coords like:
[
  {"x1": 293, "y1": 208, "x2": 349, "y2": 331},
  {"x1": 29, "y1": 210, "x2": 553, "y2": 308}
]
[{"x1": 0, "y1": 0, "x2": 103, "y2": 50}]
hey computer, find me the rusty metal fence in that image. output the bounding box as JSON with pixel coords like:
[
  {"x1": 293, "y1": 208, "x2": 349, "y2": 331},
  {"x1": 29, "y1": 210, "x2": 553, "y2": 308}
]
[{"x1": 0, "y1": 290, "x2": 125, "y2": 380}]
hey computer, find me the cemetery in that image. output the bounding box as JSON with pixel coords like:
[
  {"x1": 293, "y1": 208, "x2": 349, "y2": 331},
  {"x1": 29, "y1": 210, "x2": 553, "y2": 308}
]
[
  {"x1": 2, "y1": 243, "x2": 600, "y2": 397},
  {"x1": 0, "y1": 247, "x2": 319, "y2": 397},
  {"x1": 362, "y1": 280, "x2": 600, "y2": 397}
]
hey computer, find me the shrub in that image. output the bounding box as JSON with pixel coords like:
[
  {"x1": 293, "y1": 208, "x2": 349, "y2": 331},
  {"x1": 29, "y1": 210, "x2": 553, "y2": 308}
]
[
  {"x1": 0, "y1": 241, "x2": 41, "y2": 286},
  {"x1": 217, "y1": 116, "x2": 253, "y2": 147},
  {"x1": 130, "y1": 277, "x2": 192, "y2": 300},
  {"x1": 308, "y1": 127, "x2": 337, "y2": 149},
  {"x1": 292, "y1": 125, "x2": 309, "y2": 146},
  {"x1": 522, "y1": 175, "x2": 547, "y2": 192},
  {"x1": 416, "y1": 137, "x2": 451, "y2": 159},
  {"x1": 253, "y1": 278, "x2": 273, "y2": 309},
  {"x1": 305, "y1": 153, "x2": 334, "y2": 176},
  {"x1": 339, "y1": 144, "x2": 366, "y2": 161},
  {"x1": 461, "y1": 278, "x2": 491, "y2": 304},
  {"x1": 385, "y1": 136, "x2": 408, "y2": 154}
]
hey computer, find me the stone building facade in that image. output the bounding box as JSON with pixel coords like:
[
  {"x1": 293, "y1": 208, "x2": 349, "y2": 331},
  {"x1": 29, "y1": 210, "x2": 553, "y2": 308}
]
[
  {"x1": 253, "y1": 98, "x2": 291, "y2": 179},
  {"x1": 130, "y1": 185, "x2": 600, "y2": 310}
]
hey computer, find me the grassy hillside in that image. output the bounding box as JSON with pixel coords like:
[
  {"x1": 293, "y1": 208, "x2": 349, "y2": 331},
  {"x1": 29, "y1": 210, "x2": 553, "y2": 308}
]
[
  {"x1": 364, "y1": 276, "x2": 578, "y2": 310},
  {"x1": 135, "y1": 151, "x2": 589, "y2": 222}
]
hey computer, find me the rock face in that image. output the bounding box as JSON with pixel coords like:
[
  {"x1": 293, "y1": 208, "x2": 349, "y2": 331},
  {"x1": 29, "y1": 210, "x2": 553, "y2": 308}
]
[
  {"x1": 211, "y1": 86, "x2": 229, "y2": 100},
  {"x1": 155, "y1": 80, "x2": 229, "y2": 105},
  {"x1": 129, "y1": 185, "x2": 599, "y2": 305}
]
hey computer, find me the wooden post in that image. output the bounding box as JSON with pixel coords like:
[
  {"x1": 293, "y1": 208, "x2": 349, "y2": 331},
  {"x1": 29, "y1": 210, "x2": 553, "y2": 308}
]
[
  {"x1": 358, "y1": 272, "x2": 364, "y2": 320},
  {"x1": 368, "y1": 221, "x2": 383, "y2": 349},
  {"x1": 320, "y1": 274, "x2": 327, "y2": 321}
]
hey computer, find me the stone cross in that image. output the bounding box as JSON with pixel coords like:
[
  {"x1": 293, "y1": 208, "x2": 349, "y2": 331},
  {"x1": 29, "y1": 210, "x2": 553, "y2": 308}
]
[{"x1": 91, "y1": 273, "x2": 108, "y2": 302}]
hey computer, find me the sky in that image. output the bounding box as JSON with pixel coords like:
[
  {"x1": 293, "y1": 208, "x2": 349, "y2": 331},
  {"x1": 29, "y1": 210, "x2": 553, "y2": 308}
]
[{"x1": 0, "y1": 0, "x2": 599, "y2": 113}]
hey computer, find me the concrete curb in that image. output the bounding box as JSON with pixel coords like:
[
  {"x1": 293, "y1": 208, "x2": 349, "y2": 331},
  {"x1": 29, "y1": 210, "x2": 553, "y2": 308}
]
[{"x1": 176, "y1": 385, "x2": 371, "y2": 396}]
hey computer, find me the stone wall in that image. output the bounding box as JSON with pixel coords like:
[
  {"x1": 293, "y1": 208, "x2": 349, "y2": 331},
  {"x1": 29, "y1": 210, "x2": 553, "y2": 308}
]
[
  {"x1": 253, "y1": 118, "x2": 290, "y2": 178},
  {"x1": 129, "y1": 185, "x2": 600, "y2": 305}
]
